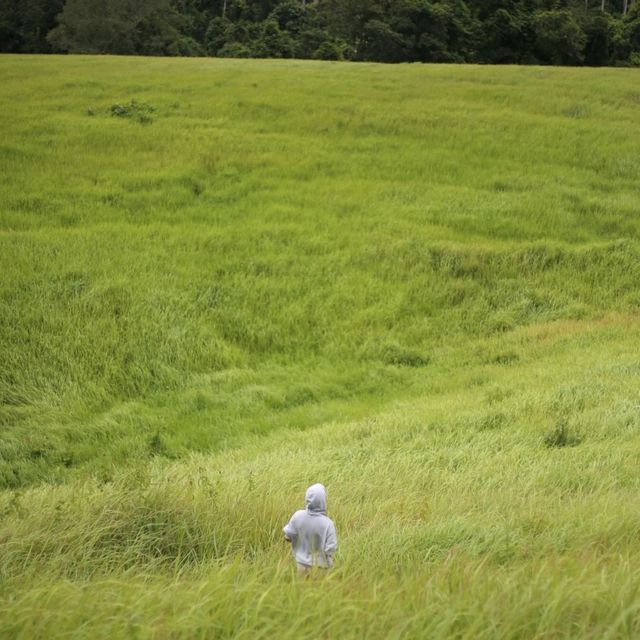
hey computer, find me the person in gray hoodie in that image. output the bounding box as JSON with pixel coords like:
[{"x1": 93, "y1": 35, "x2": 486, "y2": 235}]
[{"x1": 283, "y1": 483, "x2": 337, "y2": 575}]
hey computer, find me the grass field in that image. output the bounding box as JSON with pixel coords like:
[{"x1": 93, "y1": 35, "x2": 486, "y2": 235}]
[{"x1": 1, "y1": 55, "x2": 640, "y2": 638}]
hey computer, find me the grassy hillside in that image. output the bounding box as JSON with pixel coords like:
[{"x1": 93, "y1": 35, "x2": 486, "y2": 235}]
[{"x1": 1, "y1": 55, "x2": 639, "y2": 638}]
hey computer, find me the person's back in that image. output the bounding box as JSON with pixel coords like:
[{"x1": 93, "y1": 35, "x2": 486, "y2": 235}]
[{"x1": 283, "y1": 483, "x2": 337, "y2": 574}]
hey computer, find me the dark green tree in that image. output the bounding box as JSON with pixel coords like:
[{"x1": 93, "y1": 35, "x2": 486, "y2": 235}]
[
  {"x1": 204, "y1": 16, "x2": 233, "y2": 54},
  {"x1": 358, "y1": 18, "x2": 409, "y2": 61},
  {"x1": 613, "y1": 2, "x2": 640, "y2": 62},
  {"x1": 269, "y1": 0, "x2": 305, "y2": 33},
  {"x1": 407, "y1": 0, "x2": 479, "y2": 63},
  {"x1": 47, "y1": 0, "x2": 190, "y2": 55},
  {"x1": 319, "y1": 0, "x2": 384, "y2": 53},
  {"x1": 478, "y1": 6, "x2": 534, "y2": 63},
  {"x1": 533, "y1": 9, "x2": 587, "y2": 64},
  {"x1": 0, "y1": 0, "x2": 64, "y2": 52},
  {"x1": 253, "y1": 17, "x2": 295, "y2": 56},
  {"x1": 583, "y1": 13, "x2": 614, "y2": 65}
]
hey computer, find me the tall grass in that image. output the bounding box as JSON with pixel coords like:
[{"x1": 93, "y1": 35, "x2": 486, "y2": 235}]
[
  {"x1": 1, "y1": 56, "x2": 639, "y2": 637},
  {"x1": 2, "y1": 318, "x2": 640, "y2": 637}
]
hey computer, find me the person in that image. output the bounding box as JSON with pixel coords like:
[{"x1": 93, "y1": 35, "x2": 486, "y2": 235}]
[{"x1": 283, "y1": 483, "x2": 337, "y2": 576}]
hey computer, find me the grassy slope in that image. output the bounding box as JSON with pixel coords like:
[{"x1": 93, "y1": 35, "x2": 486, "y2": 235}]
[{"x1": 1, "y1": 56, "x2": 640, "y2": 638}]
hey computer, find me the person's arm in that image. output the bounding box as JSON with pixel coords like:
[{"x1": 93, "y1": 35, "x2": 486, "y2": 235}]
[
  {"x1": 283, "y1": 517, "x2": 297, "y2": 543},
  {"x1": 324, "y1": 521, "x2": 338, "y2": 560}
]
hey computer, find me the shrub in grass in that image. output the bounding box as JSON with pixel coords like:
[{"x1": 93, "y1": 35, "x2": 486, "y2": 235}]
[
  {"x1": 544, "y1": 422, "x2": 583, "y2": 448},
  {"x1": 148, "y1": 432, "x2": 168, "y2": 457},
  {"x1": 478, "y1": 412, "x2": 506, "y2": 431},
  {"x1": 490, "y1": 351, "x2": 519, "y2": 365},
  {"x1": 110, "y1": 100, "x2": 154, "y2": 124},
  {"x1": 380, "y1": 343, "x2": 431, "y2": 368}
]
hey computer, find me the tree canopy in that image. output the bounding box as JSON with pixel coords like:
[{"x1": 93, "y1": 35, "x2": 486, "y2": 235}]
[{"x1": 0, "y1": 0, "x2": 639, "y2": 65}]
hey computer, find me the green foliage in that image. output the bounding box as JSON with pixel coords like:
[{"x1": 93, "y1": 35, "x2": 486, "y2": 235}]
[
  {"x1": 204, "y1": 16, "x2": 232, "y2": 54},
  {"x1": 533, "y1": 9, "x2": 587, "y2": 65},
  {"x1": 374, "y1": 342, "x2": 431, "y2": 368},
  {"x1": 583, "y1": 14, "x2": 614, "y2": 66},
  {"x1": 253, "y1": 19, "x2": 295, "y2": 57},
  {"x1": 0, "y1": 0, "x2": 64, "y2": 53},
  {"x1": 543, "y1": 422, "x2": 583, "y2": 448},
  {"x1": 613, "y1": 4, "x2": 640, "y2": 63},
  {"x1": 359, "y1": 19, "x2": 408, "y2": 62},
  {"x1": 312, "y1": 39, "x2": 344, "y2": 60},
  {"x1": 217, "y1": 40, "x2": 253, "y2": 57},
  {"x1": 4, "y1": 0, "x2": 640, "y2": 64},
  {"x1": 110, "y1": 99, "x2": 155, "y2": 123},
  {"x1": 270, "y1": 0, "x2": 305, "y2": 33},
  {"x1": 479, "y1": 7, "x2": 533, "y2": 63},
  {"x1": 46, "y1": 0, "x2": 187, "y2": 55}
]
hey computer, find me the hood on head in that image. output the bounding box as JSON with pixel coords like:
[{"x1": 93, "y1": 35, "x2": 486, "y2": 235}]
[{"x1": 305, "y1": 483, "x2": 327, "y2": 514}]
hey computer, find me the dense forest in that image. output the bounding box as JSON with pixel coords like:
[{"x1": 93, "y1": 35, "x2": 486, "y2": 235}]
[{"x1": 1, "y1": 0, "x2": 639, "y2": 65}]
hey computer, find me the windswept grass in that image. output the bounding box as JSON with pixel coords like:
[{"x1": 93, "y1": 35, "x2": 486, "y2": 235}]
[
  {"x1": 2, "y1": 318, "x2": 640, "y2": 638},
  {"x1": 1, "y1": 56, "x2": 639, "y2": 637}
]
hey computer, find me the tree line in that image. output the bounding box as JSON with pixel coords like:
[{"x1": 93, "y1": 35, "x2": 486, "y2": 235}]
[{"x1": 1, "y1": 0, "x2": 639, "y2": 66}]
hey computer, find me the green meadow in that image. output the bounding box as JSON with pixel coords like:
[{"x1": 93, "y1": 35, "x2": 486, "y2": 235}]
[{"x1": 1, "y1": 55, "x2": 640, "y2": 638}]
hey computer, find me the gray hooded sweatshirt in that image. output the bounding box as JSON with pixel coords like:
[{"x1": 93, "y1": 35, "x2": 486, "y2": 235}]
[{"x1": 283, "y1": 483, "x2": 337, "y2": 568}]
